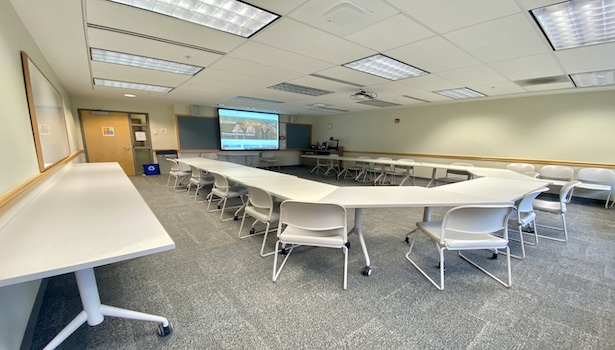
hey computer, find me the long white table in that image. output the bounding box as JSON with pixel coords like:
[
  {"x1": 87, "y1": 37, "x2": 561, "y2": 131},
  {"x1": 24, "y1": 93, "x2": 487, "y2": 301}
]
[
  {"x1": 0, "y1": 163, "x2": 175, "y2": 349},
  {"x1": 178, "y1": 156, "x2": 548, "y2": 277}
]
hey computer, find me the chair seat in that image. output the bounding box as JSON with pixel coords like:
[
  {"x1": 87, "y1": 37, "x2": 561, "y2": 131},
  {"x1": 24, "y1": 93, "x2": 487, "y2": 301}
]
[
  {"x1": 212, "y1": 186, "x2": 247, "y2": 198},
  {"x1": 279, "y1": 227, "x2": 346, "y2": 248},
  {"x1": 533, "y1": 199, "x2": 563, "y2": 213},
  {"x1": 245, "y1": 203, "x2": 280, "y2": 222},
  {"x1": 170, "y1": 170, "x2": 190, "y2": 177},
  {"x1": 417, "y1": 221, "x2": 508, "y2": 250}
]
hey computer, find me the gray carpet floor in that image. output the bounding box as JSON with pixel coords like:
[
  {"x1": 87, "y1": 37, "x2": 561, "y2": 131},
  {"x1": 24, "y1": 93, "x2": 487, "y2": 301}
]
[{"x1": 29, "y1": 166, "x2": 615, "y2": 349}]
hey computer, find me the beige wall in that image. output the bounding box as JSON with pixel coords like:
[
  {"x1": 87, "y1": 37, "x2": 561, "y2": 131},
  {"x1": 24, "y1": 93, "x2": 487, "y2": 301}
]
[
  {"x1": 0, "y1": 1, "x2": 81, "y2": 349},
  {"x1": 311, "y1": 90, "x2": 615, "y2": 166}
]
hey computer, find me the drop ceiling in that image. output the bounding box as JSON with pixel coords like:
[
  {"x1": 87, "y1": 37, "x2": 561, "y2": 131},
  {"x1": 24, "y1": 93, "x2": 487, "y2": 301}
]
[{"x1": 9, "y1": 0, "x2": 615, "y2": 116}]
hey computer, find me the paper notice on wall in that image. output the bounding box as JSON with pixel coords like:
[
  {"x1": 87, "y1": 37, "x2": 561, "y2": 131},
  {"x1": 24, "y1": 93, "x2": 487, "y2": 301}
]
[
  {"x1": 102, "y1": 127, "x2": 114, "y2": 136},
  {"x1": 135, "y1": 131, "x2": 147, "y2": 141}
]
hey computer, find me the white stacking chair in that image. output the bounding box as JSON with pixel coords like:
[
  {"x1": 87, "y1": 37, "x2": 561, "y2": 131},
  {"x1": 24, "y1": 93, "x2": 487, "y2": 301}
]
[
  {"x1": 436, "y1": 162, "x2": 474, "y2": 186},
  {"x1": 367, "y1": 157, "x2": 392, "y2": 185},
  {"x1": 385, "y1": 159, "x2": 415, "y2": 186},
  {"x1": 200, "y1": 152, "x2": 218, "y2": 160},
  {"x1": 533, "y1": 181, "x2": 580, "y2": 242},
  {"x1": 506, "y1": 163, "x2": 538, "y2": 177},
  {"x1": 506, "y1": 187, "x2": 549, "y2": 259},
  {"x1": 310, "y1": 156, "x2": 327, "y2": 174},
  {"x1": 405, "y1": 204, "x2": 514, "y2": 291},
  {"x1": 575, "y1": 168, "x2": 614, "y2": 209},
  {"x1": 239, "y1": 186, "x2": 281, "y2": 257},
  {"x1": 260, "y1": 151, "x2": 279, "y2": 169},
  {"x1": 538, "y1": 165, "x2": 574, "y2": 181},
  {"x1": 323, "y1": 154, "x2": 342, "y2": 177},
  {"x1": 186, "y1": 166, "x2": 214, "y2": 203},
  {"x1": 207, "y1": 172, "x2": 248, "y2": 221},
  {"x1": 339, "y1": 156, "x2": 365, "y2": 180},
  {"x1": 273, "y1": 201, "x2": 349, "y2": 290},
  {"x1": 166, "y1": 158, "x2": 191, "y2": 192},
  {"x1": 353, "y1": 156, "x2": 372, "y2": 182}
]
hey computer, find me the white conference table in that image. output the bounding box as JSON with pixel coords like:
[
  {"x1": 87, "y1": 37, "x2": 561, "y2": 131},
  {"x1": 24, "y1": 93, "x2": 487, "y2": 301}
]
[{"x1": 0, "y1": 163, "x2": 175, "y2": 349}]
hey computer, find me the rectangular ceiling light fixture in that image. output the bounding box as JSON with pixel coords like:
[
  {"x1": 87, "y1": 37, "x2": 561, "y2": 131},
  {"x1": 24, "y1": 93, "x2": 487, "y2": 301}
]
[
  {"x1": 570, "y1": 69, "x2": 615, "y2": 87},
  {"x1": 91, "y1": 48, "x2": 203, "y2": 75},
  {"x1": 107, "y1": 0, "x2": 280, "y2": 38},
  {"x1": 531, "y1": 0, "x2": 615, "y2": 50},
  {"x1": 229, "y1": 96, "x2": 283, "y2": 105},
  {"x1": 434, "y1": 88, "x2": 485, "y2": 99},
  {"x1": 268, "y1": 82, "x2": 334, "y2": 96},
  {"x1": 309, "y1": 106, "x2": 349, "y2": 113},
  {"x1": 343, "y1": 54, "x2": 429, "y2": 80},
  {"x1": 93, "y1": 78, "x2": 173, "y2": 93}
]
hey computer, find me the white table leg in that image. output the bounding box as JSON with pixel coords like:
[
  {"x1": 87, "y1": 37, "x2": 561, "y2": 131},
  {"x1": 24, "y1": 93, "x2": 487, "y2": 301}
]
[
  {"x1": 42, "y1": 268, "x2": 171, "y2": 350},
  {"x1": 426, "y1": 168, "x2": 438, "y2": 187},
  {"x1": 352, "y1": 208, "x2": 372, "y2": 276}
]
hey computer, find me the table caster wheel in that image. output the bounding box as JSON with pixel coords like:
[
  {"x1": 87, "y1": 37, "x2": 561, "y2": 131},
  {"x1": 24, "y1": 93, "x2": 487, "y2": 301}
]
[
  {"x1": 250, "y1": 228, "x2": 255, "y2": 235},
  {"x1": 345, "y1": 242, "x2": 350, "y2": 249},
  {"x1": 361, "y1": 266, "x2": 372, "y2": 276},
  {"x1": 404, "y1": 236, "x2": 411, "y2": 244},
  {"x1": 233, "y1": 216, "x2": 239, "y2": 221},
  {"x1": 280, "y1": 248, "x2": 289, "y2": 255},
  {"x1": 490, "y1": 252, "x2": 498, "y2": 260},
  {"x1": 158, "y1": 322, "x2": 173, "y2": 337}
]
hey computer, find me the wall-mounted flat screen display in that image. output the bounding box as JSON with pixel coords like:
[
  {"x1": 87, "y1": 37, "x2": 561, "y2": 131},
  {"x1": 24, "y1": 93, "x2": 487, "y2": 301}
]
[{"x1": 218, "y1": 108, "x2": 279, "y2": 150}]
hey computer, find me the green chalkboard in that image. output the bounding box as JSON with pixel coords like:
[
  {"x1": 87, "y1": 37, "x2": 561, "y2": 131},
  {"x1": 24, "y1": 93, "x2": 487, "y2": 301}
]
[
  {"x1": 286, "y1": 123, "x2": 311, "y2": 149},
  {"x1": 177, "y1": 116, "x2": 219, "y2": 150}
]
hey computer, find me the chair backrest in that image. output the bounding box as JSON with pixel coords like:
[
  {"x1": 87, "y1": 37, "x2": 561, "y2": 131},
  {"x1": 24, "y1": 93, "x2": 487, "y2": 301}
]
[
  {"x1": 279, "y1": 201, "x2": 347, "y2": 234},
  {"x1": 201, "y1": 152, "x2": 218, "y2": 160},
  {"x1": 212, "y1": 172, "x2": 230, "y2": 190},
  {"x1": 440, "y1": 205, "x2": 514, "y2": 244},
  {"x1": 395, "y1": 159, "x2": 415, "y2": 171},
  {"x1": 506, "y1": 163, "x2": 535, "y2": 174},
  {"x1": 576, "y1": 168, "x2": 615, "y2": 185},
  {"x1": 539, "y1": 165, "x2": 574, "y2": 181},
  {"x1": 262, "y1": 151, "x2": 275, "y2": 160},
  {"x1": 167, "y1": 158, "x2": 179, "y2": 171},
  {"x1": 560, "y1": 180, "x2": 581, "y2": 205},
  {"x1": 373, "y1": 157, "x2": 392, "y2": 170},
  {"x1": 190, "y1": 166, "x2": 200, "y2": 178},
  {"x1": 516, "y1": 187, "x2": 549, "y2": 213},
  {"x1": 247, "y1": 186, "x2": 273, "y2": 210}
]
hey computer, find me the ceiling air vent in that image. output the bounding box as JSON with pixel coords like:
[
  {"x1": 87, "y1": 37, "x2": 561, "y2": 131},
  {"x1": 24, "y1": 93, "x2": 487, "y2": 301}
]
[
  {"x1": 357, "y1": 99, "x2": 401, "y2": 108},
  {"x1": 514, "y1": 75, "x2": 570, "y2": 87}
]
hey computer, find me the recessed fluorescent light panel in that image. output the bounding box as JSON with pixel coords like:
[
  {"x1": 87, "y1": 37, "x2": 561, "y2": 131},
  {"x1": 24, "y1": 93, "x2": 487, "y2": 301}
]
[
  {"x1": 91, "y1": 48, "x2": 203, "y2": 75},
  {"x1": 531, "y1": 0, "x2": 615, "y2": 50},
  {"x1": 107, "y1": 0, "x2": 280, "y2": 38},
  {"x1": 435, "y1": 88, "x2": 485, "y2": 99},
  {"x1": 229, "y1": 96, "x2": 283, "y2": 105},
  {"x1": 343, "y1": 54, "x2": 428, "y2": 80},
  {"x1": 268, "y1": 83, "x2": 334, "y2": 96},
  {"x1": 93, "y1": 78, "x2": 173, "y2": 93},
  {"x1": 570, "y1": 69, "x2": 615, "y2": 87}
]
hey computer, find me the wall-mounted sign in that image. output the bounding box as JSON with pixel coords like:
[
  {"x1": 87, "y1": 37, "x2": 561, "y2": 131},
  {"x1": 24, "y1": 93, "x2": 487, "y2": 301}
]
[{"x1": 102, "y1": 127, "x2": 115, "y2": 136}]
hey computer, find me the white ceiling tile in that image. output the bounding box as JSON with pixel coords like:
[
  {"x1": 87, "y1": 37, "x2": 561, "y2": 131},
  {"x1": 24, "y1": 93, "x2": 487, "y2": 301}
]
[
  {"x1": 555, "y1": 43, "x2": 615, "y2": 73},
  {"x1": 385, "y1": 0, "x2": 522, "y2": 33},
  {"x1": 438, "y1": 65, "x2": 509, "y2": 86},
  {"x1": 344, "y1": 14, "x2": 436, "y2": 52},
  {"x1": 387, "y1": 36, "x2": 481, "y2": 72},
  {"x1": 288, "y1": 0, "x2": 400, "y2": 37},
  {"x1": 227, "y1": 41, "x2": 334, "y2": 74},
  {"x1": 208, "y1": 57, "x2": 303, "y2": 82},
  {"x1": 445, "y1": 14, "x2": 537, "y2": 51},
  {"x1": 471, "y1": 36, "x2": 550, "y2": 63},
  {"x1": 399, "y1": 74, "x2": 461, "y2": 91},
  {"x1": 252, "y1": 18, "x2": 375, "y2": 64},
  {"x1": 470, "y1": 81, "x2": 527, "y2": 96},
  {"x1": 488, "y1": 53, "x2": 564, "y2": 80}
]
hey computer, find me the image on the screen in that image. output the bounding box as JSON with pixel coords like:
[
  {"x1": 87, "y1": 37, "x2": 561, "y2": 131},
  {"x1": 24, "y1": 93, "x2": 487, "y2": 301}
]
[{"x1": 218, "y1": 108, "x2": 279, "y2": 151}]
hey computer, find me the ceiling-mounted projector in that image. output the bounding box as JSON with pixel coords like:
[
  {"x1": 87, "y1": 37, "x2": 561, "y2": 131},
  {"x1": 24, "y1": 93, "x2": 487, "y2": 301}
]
[{"x1": 349, "y1": 90, "x2": 377, "y2": 100}]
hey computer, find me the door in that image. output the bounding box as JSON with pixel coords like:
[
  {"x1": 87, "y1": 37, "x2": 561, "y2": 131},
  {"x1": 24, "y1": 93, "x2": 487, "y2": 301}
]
[{"x1": 81, "y1": 110, "x2": 136, "y2": 175}]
